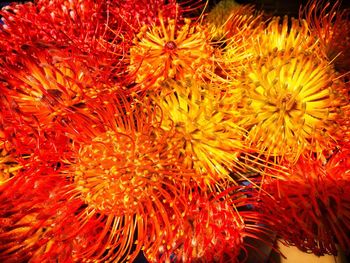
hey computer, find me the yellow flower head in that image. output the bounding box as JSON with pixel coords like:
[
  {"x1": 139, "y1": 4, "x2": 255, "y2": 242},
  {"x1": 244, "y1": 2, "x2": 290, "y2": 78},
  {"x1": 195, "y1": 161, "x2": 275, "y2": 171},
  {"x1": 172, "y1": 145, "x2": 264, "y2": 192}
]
[
  {"x1": 239, "y1": 51, "x2": 345, "y2": 162},
  {"x1": 151, "y1": 78, "x2": 254, "y2": 183},
  {"x1": 253, "y1": 16, "x2": 318, "y2": 55},
  {"x1": 129, "y1": 14, "x2": 214, "y2": 85}
]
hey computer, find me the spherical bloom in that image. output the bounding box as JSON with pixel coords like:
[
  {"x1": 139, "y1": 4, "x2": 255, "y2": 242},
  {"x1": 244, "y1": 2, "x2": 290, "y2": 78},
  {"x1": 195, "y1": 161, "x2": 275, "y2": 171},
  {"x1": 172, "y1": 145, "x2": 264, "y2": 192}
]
[
  {"x1": 59, "y1": 94, "x2": 203, "y2": 261},
  {"x1": 144, "y1": 187, "x2": 273, "y2": 263},
  {"x1": 3, "y1": 48, "x2": 119, "y2": 129},
  {"x1": 0, "y1": 0, "x2": 131, "y2": 85},
  {"x1": 0, "y1": 168, "x2": 86, "y2": 262},
  {"x1": 302, "y1": 0, "x2": 350, "y2": 73},
  {"x1": 259, "y1": 156, "x2": 350, "y2": 256},
  {"x1": 129, "y1": 15, "x2": 214, "y2": 86},
  {"x1": 150, "y1": 78, "x2": 253, "y2": 182},
  {"x1": 237, "y1": 51, "x2": 346, "y2": 162}
]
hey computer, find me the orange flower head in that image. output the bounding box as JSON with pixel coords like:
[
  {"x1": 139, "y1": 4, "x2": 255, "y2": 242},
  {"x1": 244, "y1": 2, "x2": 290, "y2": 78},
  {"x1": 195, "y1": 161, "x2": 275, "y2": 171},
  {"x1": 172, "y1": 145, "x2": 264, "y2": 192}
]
[
  {"x1": 260, "y1": 156, "x2": 350, "y2": 256},
  {"x1": 129, "y1": 14, "x2": 214, "y2": 86},
  {"x1": 67, "y1": 95, "x2": 190, "y2": 216},
  {"x1": 60, "y1": 94, "x2": 203, "y2": 261},
  {"x1": 238, "y1": 51, "x2": 346, "y2": 162}
]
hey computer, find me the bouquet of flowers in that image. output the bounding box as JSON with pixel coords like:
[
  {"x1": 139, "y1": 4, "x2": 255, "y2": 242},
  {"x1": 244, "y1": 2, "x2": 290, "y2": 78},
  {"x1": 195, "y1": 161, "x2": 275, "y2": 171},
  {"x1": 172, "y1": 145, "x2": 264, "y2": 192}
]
[{"x1": 0, "y1": 0, "x2": 349, "y2": 262}]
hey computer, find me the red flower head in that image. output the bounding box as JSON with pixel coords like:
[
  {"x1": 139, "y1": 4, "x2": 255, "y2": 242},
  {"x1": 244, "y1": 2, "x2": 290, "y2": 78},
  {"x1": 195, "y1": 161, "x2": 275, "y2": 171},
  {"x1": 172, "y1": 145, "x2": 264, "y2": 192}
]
[
  {"x1": 302, "y1": 0, "x2": 350, "y2": 73},
  {"x1": 259, "y1": 156, "x2": 350, "y2": 256},
  {"x1": 144, "y1": 186, "x2": 274, "y2": 263}
]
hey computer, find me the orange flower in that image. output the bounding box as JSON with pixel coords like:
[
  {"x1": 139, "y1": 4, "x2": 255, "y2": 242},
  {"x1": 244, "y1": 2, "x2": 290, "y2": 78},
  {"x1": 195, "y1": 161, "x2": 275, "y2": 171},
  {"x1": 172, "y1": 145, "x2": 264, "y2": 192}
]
[
  {"x1": 60, "y1": 94, "x2": 202, "y2": 261},
  {"x1": 129, "y1": 14, "x2": 214, "y2": 86}
]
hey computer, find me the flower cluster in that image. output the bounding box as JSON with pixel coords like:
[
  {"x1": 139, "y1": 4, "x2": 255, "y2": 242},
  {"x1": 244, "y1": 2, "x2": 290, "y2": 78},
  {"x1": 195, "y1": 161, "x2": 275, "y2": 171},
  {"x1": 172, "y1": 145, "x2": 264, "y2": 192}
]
[{"x1": 0, "y1": 0, "x2": 349, "y2": 262}]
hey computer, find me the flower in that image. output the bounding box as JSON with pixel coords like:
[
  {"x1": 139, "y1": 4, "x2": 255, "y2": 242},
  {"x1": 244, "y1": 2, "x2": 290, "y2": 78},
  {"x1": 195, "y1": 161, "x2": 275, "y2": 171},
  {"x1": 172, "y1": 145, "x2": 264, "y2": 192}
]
[
  {"x1": 59, "y1": 94, "x2": 202, "y2": 261},
  {"x1": 144, "y1": 186, "x2": 273, "y2": 262},
  {"x1": 129, "y1": 15, "x2": 214, "y2": 86},
  {"x1": 259, "y1": 156, "x2": 350, "y2": 256},
  {"x1": 302, "y1": 0, "x2": 350, "y2": 73},
  {"x1": 237, "y1": 51, "x2": 346, "y2": 162},
  {"x1": 3, "y1": 48, "x2": 119, "y2": 129},
  {"x1": 0, "y1": 168, "x2": 85, "y2": 262},
  {"x1": 150, "y1": 78, "x2": 251, "y2": 182}
]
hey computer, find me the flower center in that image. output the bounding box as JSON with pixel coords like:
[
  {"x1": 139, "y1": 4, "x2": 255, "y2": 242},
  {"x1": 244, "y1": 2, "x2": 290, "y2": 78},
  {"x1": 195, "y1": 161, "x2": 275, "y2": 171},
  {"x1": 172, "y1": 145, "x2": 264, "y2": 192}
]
[{"x1": 164, "y1": 41, "x2": 177, "y2": 51}]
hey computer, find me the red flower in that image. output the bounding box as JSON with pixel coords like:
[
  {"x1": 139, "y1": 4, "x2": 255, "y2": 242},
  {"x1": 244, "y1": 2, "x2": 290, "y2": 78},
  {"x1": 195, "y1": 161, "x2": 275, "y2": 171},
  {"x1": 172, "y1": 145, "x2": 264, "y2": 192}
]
[
  {"x1": 259, "y1": 156, "x2": 350, "y2": 256},
  {"x1": 144, "y1": 186, "x2": 274, "y2": 262}
]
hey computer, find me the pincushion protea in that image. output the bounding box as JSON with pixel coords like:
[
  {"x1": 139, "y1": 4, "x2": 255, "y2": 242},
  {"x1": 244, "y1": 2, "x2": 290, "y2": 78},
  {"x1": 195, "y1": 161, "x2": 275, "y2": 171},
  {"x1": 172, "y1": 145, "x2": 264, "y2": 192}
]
[
  {"x1": 129, "y1": 14, "x2": 214, "y2": 86},
  {"x1": 3, "y1": 48, "x2": 120, "y2": 130},
  {"x1": 55, "y1": 93, "x2": 208, "y2": 261},
  {"x1": 149, "y1": 78, "x2": 268, "y2": 184},
  {"x1": 302, "y1": 0, "x2": 350, "y2": 73},
  {"x1": 258, "y1": 156, "x2": 350, "y2": 256},
  {"x1": 0, "y1": 168, "x2": 84, "y2": 262},
  {"x1": 236, "y1": 50, "x2": 346, "y2": 163},
  {"x1": 143, "y1": 186, "x2": 275, "y2": 263}
]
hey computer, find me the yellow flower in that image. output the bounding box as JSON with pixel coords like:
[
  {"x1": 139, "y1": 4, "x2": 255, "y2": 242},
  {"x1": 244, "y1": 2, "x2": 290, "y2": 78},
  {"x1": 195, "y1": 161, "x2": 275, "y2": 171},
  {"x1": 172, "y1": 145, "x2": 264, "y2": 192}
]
[
  {"x1": 238, "y1": 51, "x2": 345, "y2": 162},
  {"x1": 151, "y1": 78, "x2": 259, "y2": 183},
  {"x1": 129, "y1": 14, "x2": 214, "y2": 85}
]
